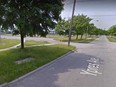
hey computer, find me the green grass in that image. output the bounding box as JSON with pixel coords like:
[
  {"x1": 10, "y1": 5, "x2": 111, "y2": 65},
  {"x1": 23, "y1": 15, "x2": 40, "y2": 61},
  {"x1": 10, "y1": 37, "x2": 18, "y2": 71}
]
[
  {"x1": 24, "y1": 40, "x2": 50, "y2": 46},
  {"x1": 0, "y1": 44, "x2": 75, "y2": 84},
  {"x1": 54, "y1": 37, "x2": 95, "y2": 43},
  {"x1": 107, "y1": 37, "x2": 116, "y2": 42},
  {"x1": 0, "y1": 39, "x2": 20, "y2": 49},
  {"x1": 47, "y1": 35, "x2": 97, "y2": 43}
]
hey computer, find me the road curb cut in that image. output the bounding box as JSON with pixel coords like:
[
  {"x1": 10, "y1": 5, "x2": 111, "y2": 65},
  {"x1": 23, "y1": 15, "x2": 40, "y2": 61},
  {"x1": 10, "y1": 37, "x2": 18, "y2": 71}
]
[{"x1": 0, "y1": 51, "x2": 74, "y2": 87}]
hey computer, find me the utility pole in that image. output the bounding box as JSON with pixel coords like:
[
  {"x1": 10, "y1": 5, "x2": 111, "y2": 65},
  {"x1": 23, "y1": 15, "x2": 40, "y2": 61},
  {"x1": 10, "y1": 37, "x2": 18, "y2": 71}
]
[
  {"x1": 0, "y1": 27, "x2": 1, "y2": 42},
  {"x1": 68, "y1": 0, "x2": 76, "y2": 46},
  {"x1": 86, "y1": 26, "x2": 88, "y2": 38}
]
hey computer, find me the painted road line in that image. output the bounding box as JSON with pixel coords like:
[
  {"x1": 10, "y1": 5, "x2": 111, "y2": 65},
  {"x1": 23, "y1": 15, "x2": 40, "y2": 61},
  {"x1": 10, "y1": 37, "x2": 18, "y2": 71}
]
[
  {"x1": 87, "y1": 69, "x2": 102, "y2": 74},
  {"x1": 80, "y1": 57, "x2": 102, "y2": 76},
  {"x1": 80, "y1": 70, "x2": 97, "y2": 76},
  {"x1": 87, "y1": 58, "x2": 99, "y2": 63},
  {"x1": 88, "y1": 63, "x2": 99, "y2": 69}
]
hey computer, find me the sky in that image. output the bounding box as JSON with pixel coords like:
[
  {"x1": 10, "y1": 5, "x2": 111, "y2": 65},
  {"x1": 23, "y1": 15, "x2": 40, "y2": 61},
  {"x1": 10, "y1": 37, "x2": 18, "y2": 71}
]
[{"x1": 61, "y1": 0, "x2": 116, "y2": 30}]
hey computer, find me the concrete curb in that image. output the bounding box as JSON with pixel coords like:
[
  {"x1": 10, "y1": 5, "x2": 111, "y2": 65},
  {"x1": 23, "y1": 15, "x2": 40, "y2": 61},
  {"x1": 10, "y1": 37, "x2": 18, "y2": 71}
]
[
  {"x1": 0, "y1": 83, "x2": 8, "y2": 87},
  {"x1": 0, "y1": 51, "x2": 75, "y2": 87}
]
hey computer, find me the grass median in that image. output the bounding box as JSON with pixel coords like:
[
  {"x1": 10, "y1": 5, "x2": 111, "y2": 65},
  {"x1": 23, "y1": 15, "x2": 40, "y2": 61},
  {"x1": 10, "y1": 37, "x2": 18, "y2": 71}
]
[
  {"x1": 47, "y1": 35, "x2": 97, "y2": 43},
  {"x1": 0, "y1": 39, "x2": 20, "y2": 49},
  {"x1": 0, "y1": 44, "x2": 75, "y2": 84},
  {"x1": 0, "y1": 39, "x2": 50, "y2": 49},
  {"x1": 107, "y1": 37, "x2": 116, "y2": 42}
]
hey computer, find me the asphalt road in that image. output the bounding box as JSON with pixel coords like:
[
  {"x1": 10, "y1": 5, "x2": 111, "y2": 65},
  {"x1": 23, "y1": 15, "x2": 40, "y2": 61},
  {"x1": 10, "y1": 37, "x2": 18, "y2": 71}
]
[{"x1": 2, "y1": 36, "x2": 116, "y2": 87}]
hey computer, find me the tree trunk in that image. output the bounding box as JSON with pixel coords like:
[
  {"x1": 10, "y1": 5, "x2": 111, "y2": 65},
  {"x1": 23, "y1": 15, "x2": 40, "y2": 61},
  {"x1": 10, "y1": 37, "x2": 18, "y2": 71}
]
[
  {"x1": 76, "y1": 34, "x2": 78, "y2": 40},
  {"x1": 90, "y1": 35, "x2": 92, "y2": 37},
  {"x1": 81, "y1": 34, "x2": 83, "y2": 39},
  {"x1": 20, "y1": 33, "x2": 24, "y2": 49}
]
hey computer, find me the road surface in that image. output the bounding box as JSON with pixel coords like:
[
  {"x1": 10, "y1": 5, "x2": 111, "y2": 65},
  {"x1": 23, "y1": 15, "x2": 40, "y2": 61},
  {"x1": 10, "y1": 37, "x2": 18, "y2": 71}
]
[{"x1": 2, "y1": 36, "x2": 116, "y2": 87}]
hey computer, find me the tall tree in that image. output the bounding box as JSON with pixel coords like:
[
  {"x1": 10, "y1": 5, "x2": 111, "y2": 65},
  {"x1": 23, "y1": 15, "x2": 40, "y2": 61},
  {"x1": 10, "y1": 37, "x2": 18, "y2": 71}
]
[
  {"x1": 73, "y1": 14, "x2": 92, "y2": 39},
  {"x1": 55, "y1": 19, "x2": 70, "y2": 35},
  {"x1": 88, "y1": 23, "x2": 98, "y2": 36},
  {"x1": 1, "y1": 0, "x2": 64, "y2": 49},
  {"x1": 107, "y1": 25, "x2": 116, "y2": 36}
]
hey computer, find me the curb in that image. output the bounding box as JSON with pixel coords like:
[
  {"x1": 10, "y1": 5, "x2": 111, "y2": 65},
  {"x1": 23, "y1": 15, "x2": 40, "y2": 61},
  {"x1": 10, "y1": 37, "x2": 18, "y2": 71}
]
[
  {"x1": 0, "y1": 83, "x2": 8, "y2": 87},
  {"x1": 0, "y1": 51, "x2": 75, "y2": 87}
]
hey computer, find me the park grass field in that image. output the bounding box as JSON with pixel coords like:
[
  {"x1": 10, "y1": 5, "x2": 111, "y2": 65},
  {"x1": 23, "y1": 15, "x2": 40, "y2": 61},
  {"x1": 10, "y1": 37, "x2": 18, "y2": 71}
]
[
  {"x1": 0, "y1": 44, "x2": 75, "y2": 84},
  {"x1": 107, "y1": 36, "x2": 116, "y2": 42},
  {"x1": 0, "y1": 39, "x2": 20, "y2": 49},
  {"x1": 47, "y1": 35, "x2": 97, "y2": 43}
]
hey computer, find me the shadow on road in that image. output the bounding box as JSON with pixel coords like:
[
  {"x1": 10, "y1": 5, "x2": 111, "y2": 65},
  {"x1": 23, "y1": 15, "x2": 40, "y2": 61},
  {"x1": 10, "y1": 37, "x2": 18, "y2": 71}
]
[{"x1": 8, "y1": 52, "x2": 104, "y2": 87}]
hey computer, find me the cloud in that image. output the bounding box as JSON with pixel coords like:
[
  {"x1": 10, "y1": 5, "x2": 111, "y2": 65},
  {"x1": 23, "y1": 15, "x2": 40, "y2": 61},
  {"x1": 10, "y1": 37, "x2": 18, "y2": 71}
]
[{"x1": 61, "y1": 0, "x2": 116, "y2": 29}]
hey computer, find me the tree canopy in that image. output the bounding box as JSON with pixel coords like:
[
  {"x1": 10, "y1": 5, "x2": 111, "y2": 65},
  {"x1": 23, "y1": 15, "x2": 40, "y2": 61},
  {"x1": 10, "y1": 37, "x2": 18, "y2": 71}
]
[
  {"x1": 107, "y1": 25, "x2": 116, "y2": 36},
  {"x1": 55, "y1": 19, "x2": 70, "y2": 35},
  {"x1": 0, "y1": 0, "x2": 64, "y2": 48},
  {"x1": 55, "y1": 14, "x2": 105, "y2": 39},
  {"x1": 73, "y1": 14, "x2": 92, "y2": 39}
]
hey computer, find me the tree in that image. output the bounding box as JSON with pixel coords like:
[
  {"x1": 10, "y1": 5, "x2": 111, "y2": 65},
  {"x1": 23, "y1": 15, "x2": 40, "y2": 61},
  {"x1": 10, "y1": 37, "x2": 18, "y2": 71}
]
[
  {"x1": 88, "y1": 23, "x2": 99, "y2": 36},
  {"x1": 55, "y1": 14, "x2": 96, "y2": 39},
  {"x1": 107, "y1": 25, "x2": 116, "y2": 36},
  {"x1": 73, "y1": 14, "x2": 92, "y2": 39},
  {"x1": 1, "y1": 0, "x2": 64, "y2": 49},
  {"x1": 55, "y1": 19, "x2": 70, "y2": 35}
]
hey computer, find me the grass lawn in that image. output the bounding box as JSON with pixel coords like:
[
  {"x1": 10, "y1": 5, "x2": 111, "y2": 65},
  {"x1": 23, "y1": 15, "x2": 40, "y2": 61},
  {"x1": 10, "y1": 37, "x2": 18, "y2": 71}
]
[
  {"x1": 107, "y1": 37, "x2": 116, "y2": 42},
  {"x1": 47, "y1": 35, "x2": 97, "y2": 43},
  {"x1": 24, "y1": 40, "x2": 50, "y2": 46},
  {"x1": 0, "y1": 39, "x2": 20, "y2": 49},
  {"x1": 0, "y1": 44, "x2": 75, "y2": 84}
]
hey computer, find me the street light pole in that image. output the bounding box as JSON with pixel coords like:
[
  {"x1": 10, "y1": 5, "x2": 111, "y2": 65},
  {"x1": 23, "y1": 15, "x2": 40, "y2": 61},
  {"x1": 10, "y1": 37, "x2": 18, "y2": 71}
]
[
  {"x1": 68, "y1": 0, "x2": 76, "y2": 46},
  {"x1": 86, "y1": 26, "x2": 88, "y2": 38}
]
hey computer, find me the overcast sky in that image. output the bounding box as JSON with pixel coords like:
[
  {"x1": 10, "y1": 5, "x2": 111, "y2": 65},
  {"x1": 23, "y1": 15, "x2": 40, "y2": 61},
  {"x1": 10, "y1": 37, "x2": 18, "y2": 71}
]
[{"x1": 61, "y1": 0, "x2": 116, "y2": 29}]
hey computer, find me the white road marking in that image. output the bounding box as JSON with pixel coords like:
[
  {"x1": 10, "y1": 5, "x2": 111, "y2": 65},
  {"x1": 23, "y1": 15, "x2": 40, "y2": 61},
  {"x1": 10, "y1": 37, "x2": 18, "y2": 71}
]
[
  {"x1": 80, "y1": 70, "x2": 97, "y2": 76},
  {"x1": 88, "y1": 63, "x2": 99, "y2": 69},
  {"x1": 87, "y1": 58, "x2": 99, "y2": 63},
  {"x1": 87, "y1": 69, "x2": 102, "y2": 74},
  {"x1": 80, "y1": 57, "x2": 102, "y2": 76}
]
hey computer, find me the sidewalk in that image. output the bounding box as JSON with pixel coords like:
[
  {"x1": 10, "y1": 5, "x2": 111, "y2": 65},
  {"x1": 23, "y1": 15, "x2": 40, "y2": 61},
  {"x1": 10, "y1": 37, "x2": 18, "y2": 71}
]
[{"x1": 0, "y1": 43, "x2": 21, "y2": 52}]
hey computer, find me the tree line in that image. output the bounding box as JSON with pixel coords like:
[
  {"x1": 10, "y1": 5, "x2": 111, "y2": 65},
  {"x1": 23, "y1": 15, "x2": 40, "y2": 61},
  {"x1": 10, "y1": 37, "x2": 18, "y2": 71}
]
[
  {"x1": 107, "y1": 25, "x2": 116, "y2": 36},
  {"x1": 55, "y1": 14, "x2": 105, "y2": 39}
]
